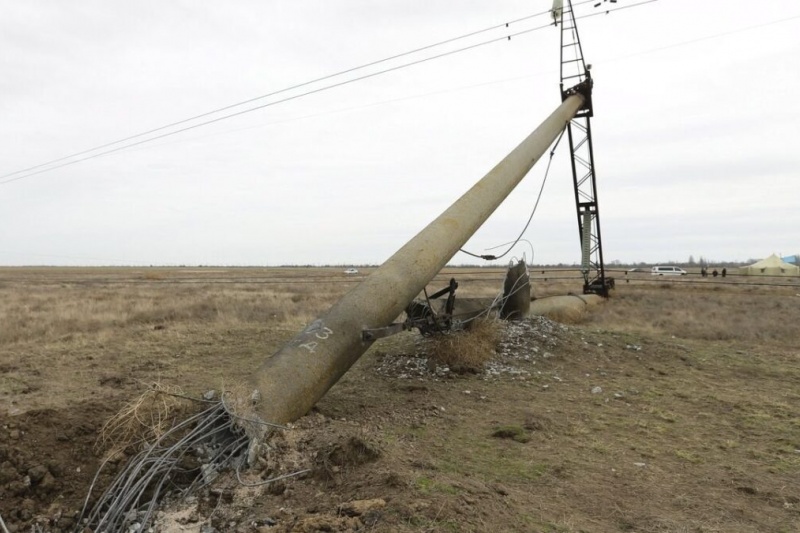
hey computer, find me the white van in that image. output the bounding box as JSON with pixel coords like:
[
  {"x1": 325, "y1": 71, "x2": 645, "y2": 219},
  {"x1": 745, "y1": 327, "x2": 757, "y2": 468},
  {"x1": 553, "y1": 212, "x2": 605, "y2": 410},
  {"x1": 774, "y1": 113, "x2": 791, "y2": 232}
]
[{"x1": 651, "y1": 266, "x2": 687, "y2": 276}]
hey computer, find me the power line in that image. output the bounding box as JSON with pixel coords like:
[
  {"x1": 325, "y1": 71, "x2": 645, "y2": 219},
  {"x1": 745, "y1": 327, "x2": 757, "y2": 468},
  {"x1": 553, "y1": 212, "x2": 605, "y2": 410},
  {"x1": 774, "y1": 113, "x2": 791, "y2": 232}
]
[
  {"x1": 597, "y1": 12, "x2": 800, "y2": 65},
  {"x1": 119, "y1": 70, "x2": 551, "y2": 155},
  {"x1": 214, "y1": 4, "x2": 795, "y2": 149},
  {"x1": 0, "y1": 0, "x2": 656, "y2": 186},
  {"x1": 0, "y1": 3, "x2": 577, "y2": 184},
  {"x1": 0, "y1": 24, "x2": 551, "y2": 185},
  {"x1": 460, "y1": 128, "x2": 566, "y2": 261}
]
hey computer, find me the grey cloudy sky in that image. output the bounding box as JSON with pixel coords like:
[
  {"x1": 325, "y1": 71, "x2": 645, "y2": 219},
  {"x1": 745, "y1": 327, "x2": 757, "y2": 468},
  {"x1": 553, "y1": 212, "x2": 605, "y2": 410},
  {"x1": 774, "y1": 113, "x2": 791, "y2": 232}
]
[{"x1": 1, "y1": 0, "x2": 798, "y2": 266}]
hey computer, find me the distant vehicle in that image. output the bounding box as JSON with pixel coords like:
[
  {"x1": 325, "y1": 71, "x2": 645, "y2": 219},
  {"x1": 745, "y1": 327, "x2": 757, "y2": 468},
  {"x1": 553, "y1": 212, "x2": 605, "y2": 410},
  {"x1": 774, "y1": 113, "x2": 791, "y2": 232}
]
[
  {"x1": 651, "y1": 265, "x2": 687, "y2": 276},
  {"x1": 343, "y1": 268, "x2": 359, "y2": 275}
]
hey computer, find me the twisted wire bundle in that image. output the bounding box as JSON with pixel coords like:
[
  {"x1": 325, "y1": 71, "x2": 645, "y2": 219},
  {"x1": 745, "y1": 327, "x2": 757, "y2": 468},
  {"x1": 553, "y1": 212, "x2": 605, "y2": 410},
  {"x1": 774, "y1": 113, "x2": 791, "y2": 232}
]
[{"x1": 79, "y1": 400, "x2": 248, "y2": 532}]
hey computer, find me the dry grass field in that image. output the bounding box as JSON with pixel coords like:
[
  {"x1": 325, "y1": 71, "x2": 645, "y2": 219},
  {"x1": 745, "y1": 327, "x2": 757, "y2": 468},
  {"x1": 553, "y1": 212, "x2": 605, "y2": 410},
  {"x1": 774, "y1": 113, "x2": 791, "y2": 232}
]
[{"x1": 1, "y1": 266, "x2": 799, "y2": 532}]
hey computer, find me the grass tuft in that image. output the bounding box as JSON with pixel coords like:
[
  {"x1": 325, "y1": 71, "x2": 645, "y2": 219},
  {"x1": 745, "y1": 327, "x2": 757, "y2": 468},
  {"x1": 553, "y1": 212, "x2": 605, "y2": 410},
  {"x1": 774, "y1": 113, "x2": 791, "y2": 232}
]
[
  {"x1": 425, "y1": 319, "x2": 501, "y2": 373},
  {"x1": 96, "y1": 382, "x2": 196, "y2": 458}
]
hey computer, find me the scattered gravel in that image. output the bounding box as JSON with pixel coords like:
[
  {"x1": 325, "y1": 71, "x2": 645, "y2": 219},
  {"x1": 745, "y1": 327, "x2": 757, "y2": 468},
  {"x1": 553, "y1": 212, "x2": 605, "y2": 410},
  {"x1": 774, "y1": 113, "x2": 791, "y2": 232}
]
[{"x1": 374, "y1": 316, "x2": 568, "y2": 381}]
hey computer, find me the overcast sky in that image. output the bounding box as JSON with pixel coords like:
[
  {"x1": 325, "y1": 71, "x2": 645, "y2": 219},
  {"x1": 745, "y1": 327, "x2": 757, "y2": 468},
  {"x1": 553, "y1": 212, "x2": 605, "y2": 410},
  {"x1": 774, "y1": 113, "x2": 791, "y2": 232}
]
[{"x1": 1, "y1": 0, "x2": 798, "y2": 266}]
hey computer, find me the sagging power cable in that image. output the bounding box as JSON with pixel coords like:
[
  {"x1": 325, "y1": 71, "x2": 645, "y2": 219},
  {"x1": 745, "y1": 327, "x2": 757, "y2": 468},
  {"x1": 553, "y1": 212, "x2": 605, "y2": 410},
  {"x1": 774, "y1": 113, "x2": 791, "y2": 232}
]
[
  {"x1": 0, "y1": 3, "x2": 574, "y2": 185},
  {"x1": 0, "y1": 23, "x2": 547, "y2": 185},
  {"x1": 0, "y1": 0, "x2": 657, "y2": 186},
  {"x1": 460, "y1": 127, "x2": 566, "y2": 261}
]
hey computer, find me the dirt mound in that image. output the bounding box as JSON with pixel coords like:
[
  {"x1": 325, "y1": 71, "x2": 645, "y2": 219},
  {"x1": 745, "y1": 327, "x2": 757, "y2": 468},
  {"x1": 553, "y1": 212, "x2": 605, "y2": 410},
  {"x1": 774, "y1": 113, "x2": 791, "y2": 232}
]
[{"x1": 0, "y1": 401, "x2": 123, "y2": 532}]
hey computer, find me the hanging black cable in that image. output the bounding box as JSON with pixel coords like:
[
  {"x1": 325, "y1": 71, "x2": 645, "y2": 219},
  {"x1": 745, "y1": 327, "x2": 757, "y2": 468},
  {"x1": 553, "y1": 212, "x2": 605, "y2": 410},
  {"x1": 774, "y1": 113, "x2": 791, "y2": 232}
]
[{"x1": 459, "y1": 127, "x2": 565, "y2": 261}]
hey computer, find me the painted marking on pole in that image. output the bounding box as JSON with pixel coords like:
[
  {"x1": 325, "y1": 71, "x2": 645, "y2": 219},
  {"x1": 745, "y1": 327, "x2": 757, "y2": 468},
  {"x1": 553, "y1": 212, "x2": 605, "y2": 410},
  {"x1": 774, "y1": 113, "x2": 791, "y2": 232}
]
[
  {"x1": 315, "y1": 327, "x2": 333, "y2": 340},
  {"x1": 299, "y1": 341, "x2": 318, "y2": 353},
  {"x1": 296, "y1": 326, "x2": 333, "y2": 352}
]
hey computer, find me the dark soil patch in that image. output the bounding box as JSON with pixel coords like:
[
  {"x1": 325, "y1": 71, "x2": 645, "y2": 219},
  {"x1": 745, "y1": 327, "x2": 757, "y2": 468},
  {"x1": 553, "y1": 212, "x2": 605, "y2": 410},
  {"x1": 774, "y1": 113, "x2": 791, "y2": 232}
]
[{"x1": 0, "y1": 400, "x2": 123, "y2": 532}]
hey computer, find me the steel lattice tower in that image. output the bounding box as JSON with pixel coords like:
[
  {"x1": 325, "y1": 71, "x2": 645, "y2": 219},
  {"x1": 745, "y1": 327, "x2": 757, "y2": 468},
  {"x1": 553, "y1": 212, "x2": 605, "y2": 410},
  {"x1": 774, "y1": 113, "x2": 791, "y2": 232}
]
[{"x1": 557, "y1": 0, "x2": 614, "y2": 296}]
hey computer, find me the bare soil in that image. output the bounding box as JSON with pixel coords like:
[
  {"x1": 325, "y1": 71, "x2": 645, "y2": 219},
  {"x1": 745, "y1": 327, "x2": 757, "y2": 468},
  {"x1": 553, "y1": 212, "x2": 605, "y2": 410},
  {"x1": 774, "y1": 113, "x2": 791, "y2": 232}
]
[{"x1": 1, "y1": 267, "x2": 799, "y2": 532}]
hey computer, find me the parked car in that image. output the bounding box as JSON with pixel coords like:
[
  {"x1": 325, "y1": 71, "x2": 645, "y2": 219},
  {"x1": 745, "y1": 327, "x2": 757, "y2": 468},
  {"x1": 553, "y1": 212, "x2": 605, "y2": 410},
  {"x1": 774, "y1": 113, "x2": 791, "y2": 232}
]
[
  {"x1": 343, "y1": 268, "x2": 359, "y2": 274},
  {"x1": 651, "y1": 265, "x2": 687, "y2": 276}
]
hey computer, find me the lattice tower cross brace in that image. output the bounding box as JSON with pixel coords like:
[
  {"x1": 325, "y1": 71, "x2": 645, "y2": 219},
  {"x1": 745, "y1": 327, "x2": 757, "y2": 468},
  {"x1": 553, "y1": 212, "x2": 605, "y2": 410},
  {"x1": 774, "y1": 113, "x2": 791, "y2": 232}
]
[{"x1": 557, "y1": 0, "x2": 613, "y2": 296}]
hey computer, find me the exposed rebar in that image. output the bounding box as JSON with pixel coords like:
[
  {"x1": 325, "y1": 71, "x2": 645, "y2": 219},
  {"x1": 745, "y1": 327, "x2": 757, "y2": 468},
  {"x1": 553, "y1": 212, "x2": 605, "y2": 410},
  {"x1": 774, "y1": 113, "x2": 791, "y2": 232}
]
[{"x1": 79, "y1": 396, "x2": 252, "y2": 532}]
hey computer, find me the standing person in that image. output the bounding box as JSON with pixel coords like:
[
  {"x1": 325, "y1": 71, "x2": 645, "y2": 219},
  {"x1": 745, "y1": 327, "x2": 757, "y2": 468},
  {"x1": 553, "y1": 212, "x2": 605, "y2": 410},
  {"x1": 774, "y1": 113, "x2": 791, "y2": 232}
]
[
  {"x1": 722, "y1": 267, "x2": 727, "y2": 278},
  {"x1": 701, "y1": 266, "x2": 707, "y2": 278}
]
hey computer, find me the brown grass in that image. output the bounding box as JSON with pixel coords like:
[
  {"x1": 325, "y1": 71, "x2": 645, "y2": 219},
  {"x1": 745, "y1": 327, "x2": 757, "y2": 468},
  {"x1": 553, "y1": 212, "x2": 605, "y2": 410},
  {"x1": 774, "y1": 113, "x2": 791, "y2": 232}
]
[
  {"x1": 96, "y1": 382, "x2": 196, "y2": 458},
  {"x1": 0, "y1": 269, "x2": 351, "y2": 346},
  {"x1": 2, "y1": 266, "x2": 800, "y2": 532},
  {"x1": 424, "y1": 318, "x2": 502, "y2": 373},
  {"x1": 586, "y1": 282, "x2": 800, "y2": 344}
]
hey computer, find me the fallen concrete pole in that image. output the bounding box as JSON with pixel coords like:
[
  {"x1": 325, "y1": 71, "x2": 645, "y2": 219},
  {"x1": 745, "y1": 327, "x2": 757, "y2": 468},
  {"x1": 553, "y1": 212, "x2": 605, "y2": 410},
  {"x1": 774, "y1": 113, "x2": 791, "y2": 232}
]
[{"x1": 250, "y1": 95, "x2": 584, "y2": 427}]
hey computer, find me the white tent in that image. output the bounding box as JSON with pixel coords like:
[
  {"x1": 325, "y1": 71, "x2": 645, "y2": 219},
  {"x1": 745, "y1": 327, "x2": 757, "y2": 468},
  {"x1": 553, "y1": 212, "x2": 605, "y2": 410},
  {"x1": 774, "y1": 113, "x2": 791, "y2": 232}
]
[{"x1": 738, "y1": 254, "x2": 800, "y2": 276}]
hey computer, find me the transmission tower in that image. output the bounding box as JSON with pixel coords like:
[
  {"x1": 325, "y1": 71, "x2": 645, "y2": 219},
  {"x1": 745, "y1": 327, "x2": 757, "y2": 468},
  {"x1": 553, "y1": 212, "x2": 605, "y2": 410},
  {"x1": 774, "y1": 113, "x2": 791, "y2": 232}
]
[{"x1": 557, "y1": 0, "x2": 614, "y2": 296}]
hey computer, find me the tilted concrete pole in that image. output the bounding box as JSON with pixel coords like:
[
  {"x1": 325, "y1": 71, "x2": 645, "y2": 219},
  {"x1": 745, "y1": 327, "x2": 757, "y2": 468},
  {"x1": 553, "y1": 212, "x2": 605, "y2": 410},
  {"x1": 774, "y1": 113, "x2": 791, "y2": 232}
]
[{"x1": 250, "y1": 95, "x2": 583, "y2": 426}]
